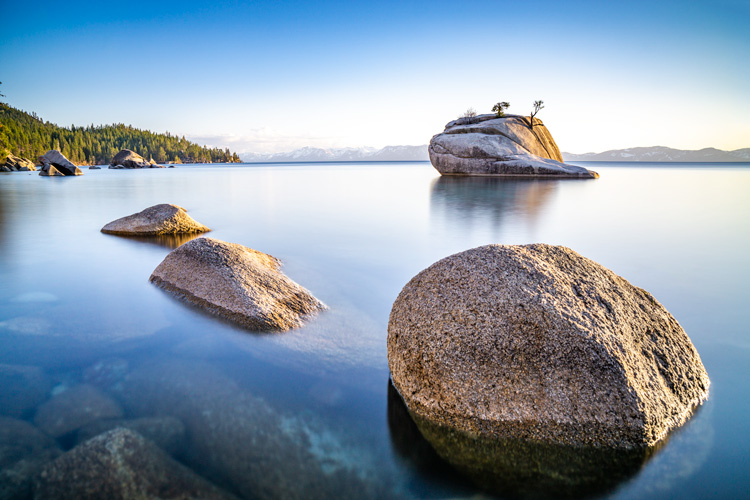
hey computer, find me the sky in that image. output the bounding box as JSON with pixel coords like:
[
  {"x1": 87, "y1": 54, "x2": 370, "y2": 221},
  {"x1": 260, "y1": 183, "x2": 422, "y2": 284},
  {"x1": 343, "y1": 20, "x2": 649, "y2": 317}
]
[{"x1": 1, "y1": 0, "x2": 748, "y2": 155}]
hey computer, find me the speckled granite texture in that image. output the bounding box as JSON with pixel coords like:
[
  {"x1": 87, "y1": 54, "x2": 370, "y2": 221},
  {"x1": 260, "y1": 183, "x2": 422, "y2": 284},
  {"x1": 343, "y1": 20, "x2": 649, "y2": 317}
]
[
  {"x1": 150, "y1": 237, "x2": 326, "y2": 332},
  {"x1": 101, "y1": 204, "x2": 210, "y2": 236},
  {"x1": 387, "y1": 244, "x2": 709, "y2": 448}
]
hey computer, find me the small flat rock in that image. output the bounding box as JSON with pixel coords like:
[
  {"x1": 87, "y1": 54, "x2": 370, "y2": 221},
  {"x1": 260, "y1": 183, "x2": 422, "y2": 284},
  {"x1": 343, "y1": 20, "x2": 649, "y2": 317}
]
[
  {"x1": 33, "y1": 384, "x2": 123, "y2": 437},
  {"x1": 101, "y1": 203, "x2": 210, "y2": 236},
  {"x1": 33, "y1": 428, "x2": 238, "y2": 500},
  {"x1": 387, "y1": 244, "x2": 709, "y2": 448},
  {"x1": 149, "y1": 237, "x2": 326, "y2": 331}
]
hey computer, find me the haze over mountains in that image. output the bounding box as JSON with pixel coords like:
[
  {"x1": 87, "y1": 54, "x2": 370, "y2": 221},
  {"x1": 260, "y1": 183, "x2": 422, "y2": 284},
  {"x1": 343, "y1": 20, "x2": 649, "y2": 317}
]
[
  {"x1": 562, "y1": 146, "x2": 750, "y2": 162},
  {"x1": 241, "y1": 145, "x2": 429, "y2": 162},
  {"x1": 241, "y1": 145, "x2": 750, "y2": 163}
]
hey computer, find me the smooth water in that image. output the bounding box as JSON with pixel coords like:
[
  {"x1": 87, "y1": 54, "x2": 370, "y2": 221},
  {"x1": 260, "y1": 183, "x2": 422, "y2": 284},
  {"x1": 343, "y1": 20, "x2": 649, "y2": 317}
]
[{"x1": 0, "y1": 162, "x2": 748, "y2": 498}]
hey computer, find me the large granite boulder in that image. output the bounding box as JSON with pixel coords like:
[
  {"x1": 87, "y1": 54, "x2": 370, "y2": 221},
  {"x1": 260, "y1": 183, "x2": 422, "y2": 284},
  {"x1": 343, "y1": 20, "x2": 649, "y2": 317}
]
[
  {"x1": 109, "y1": 149, "x2": 164, "y2": 169},
  {"x1": 101, "y1": 203, "x2": 210, "y2": 236},
  {"x1": 75, "y1": 416, "x2": 186, "y2": 456},
  {"x1": 33, "y1": 384, "x2": 123, "y2": 437},
  {"x1": 429, "y1": 114, "x2": 598, "y2": 178},
  {"x1": 33, "y1": 428, "x2": 238, "y2": 499},
  {"x1": 149, "y1": 237, "x2": 326, "y2": 331},
  {"x1": 3, "y1": 154, "x2": 36, "y2": 172},
  {"x1": 387, "y1": 244, "x2": 709, "y2": 449},
  {"x1": 38, "y1": 150, "x2": 82, "y2": 176}
]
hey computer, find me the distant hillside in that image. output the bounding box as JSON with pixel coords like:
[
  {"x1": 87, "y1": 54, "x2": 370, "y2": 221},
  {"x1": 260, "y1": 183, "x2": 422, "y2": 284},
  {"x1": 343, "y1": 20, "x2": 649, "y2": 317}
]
[
  {"x1": 0, "y1": 103, "x2": 241, "y2": 165},
  {"x1": 242, "y1": 145, "x2": 429, "y2": 163},
  {"x1": 563, "y1": 146, "x2": 750, "y2": 162}
]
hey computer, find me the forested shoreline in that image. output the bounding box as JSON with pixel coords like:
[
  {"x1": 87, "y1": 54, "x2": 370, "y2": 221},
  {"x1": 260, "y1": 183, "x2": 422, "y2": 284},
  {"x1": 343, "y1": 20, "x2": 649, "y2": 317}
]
[{"x1": 0, "y1": 103, "x2": 241, "y2": 165}]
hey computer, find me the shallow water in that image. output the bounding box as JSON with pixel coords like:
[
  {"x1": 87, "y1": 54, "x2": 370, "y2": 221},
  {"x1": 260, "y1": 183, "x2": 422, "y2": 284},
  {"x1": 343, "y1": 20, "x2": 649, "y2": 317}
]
[{"x1": 0, "y1": 162, "x2": 748, "y2": 498}]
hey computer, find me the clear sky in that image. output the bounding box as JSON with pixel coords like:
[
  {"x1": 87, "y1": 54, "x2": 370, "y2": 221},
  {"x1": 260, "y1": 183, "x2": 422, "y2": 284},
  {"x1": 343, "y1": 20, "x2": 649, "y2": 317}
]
[{"x1": 2, "y1": 0, "x2": 748, "y2": 154}]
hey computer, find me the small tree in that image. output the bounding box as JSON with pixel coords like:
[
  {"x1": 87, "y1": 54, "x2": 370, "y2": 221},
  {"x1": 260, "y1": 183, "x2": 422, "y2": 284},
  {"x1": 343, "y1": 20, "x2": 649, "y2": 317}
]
[
  {"x1": 529, "y1": 100, "x2": 544, "y2": 129},
  {"x1": 492, "y1": 101, "x2": 510, "y2": 117},
  {"x1": 462, "y1": 107, "x2": 477, "y2": 118}
]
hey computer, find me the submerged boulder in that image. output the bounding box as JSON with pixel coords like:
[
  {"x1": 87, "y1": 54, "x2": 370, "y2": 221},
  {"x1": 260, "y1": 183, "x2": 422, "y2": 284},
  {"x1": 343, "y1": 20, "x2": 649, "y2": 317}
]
[
  {"x1": 38, "y1": 150, "x2": 82, "y2": 176},
  {"x1": 101, "y1": 203, "x2": 210, "y2": 236},
  {"x1": 3, "y1": 154, "x2": 36, "y2": 172},
  {"x1": 429, "y1": 114, "x2": 597, "y2": 178},
  {"x1": 33, "y1": 428, "x2": 237, "y2": 499},
  {"x1": 0, "y1": 417, "x2": 61, "y2": 500},
  {"x1": 387, "y1": 244, "x2": 709, "y2": 449},
  {"x1": 33, "y1": 384, "x2": 123, "y2": 437},
  {"x1": 149, "y1": 237, "x2": 326, "y2": 331},
  {"x1": 109, "y1": 149, "x2": 163, "y2": 169}
]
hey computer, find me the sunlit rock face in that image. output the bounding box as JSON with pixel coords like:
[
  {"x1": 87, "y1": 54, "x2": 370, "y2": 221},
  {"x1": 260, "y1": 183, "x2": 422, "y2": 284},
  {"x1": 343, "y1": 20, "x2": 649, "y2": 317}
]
[
  {"x1": 38, "y1": 150, "x2": 82, "y2": 176},
  {"x1": 429, "y1": 114, "x2": 598, "y2": 178},
  {"x1": 387, "y1": 244, "x2": 709, "y2": 449},
  {"x1": 3, "y1": 154, "x2": 36, "y2": 171},
  {"x1": 101, "y1": 204, "x2": 210, "y2": 236},
  {"x1": 150, "y1": 237, "x2": 326, "y2": 332},
  {"x1": 109, "y1": 149, "x2": 163, "y2": 169}
]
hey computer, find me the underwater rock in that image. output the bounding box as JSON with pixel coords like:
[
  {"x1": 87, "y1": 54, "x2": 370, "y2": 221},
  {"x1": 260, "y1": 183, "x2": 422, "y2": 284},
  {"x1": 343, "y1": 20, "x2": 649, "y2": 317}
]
[
  {"x1": 101, "y1": 203, "x2": 210, "y2": 236},
  {"x1": 115, "y1": 359, "x2": 387, "y2": 500},
  {"x1": 76, "y1": 416, "x2": 186, "y2": 456},
  {"x1": 387, "y1": 244, "x2": 709, "y2": 448},
  {"x1": 0, "y1": 417, "x2": 61, "y2": 500},
  {"x1": 33, "y1": 384, "x2": 123, "y2": 437},
  {"x1": 429, "y1": 114, "x2": 597, "y2": 178},
  {"x1": 0, "y1": 364, "x2": 51, "y2": 418},
  {"x1": 149, "y1": 237, "x2": 326, "y2": 332},
  {"x1": 33, "y1": 428, "x2": 238, "y2": 500}
]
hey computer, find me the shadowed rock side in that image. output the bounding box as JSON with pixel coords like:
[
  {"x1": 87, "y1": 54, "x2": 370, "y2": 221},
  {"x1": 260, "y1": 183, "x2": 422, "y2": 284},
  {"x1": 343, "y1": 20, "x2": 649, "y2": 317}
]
[
  {"x1": 38, "y1": 150, "x2": 82, "y2": 176},
  {"x1": 387, "y1": 244, "x2": 709, "y2": 449},
  {"x1": 101, "y1": 204, "x2": 210, "y2": 236},
  {"x1": 149, "y1": 237, "x2": 326, "y2": 332},
  {"x1": 429, "y1": 114, "x2": 598, "y2": 178},
  {"x1": 33, "y1": 428, "x2": 238, "y2": 500}
]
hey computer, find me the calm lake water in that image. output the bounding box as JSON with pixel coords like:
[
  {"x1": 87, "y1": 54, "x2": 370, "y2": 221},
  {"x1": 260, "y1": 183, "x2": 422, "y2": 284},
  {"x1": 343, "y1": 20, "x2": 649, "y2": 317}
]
[{"x1": 1, "y1": 161, "x2": 749, "y2": 499}]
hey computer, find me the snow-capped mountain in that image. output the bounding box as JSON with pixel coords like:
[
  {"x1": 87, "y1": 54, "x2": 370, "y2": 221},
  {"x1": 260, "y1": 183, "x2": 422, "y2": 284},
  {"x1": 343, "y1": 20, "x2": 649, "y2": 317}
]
[
  {"x1": 241, "y1": 145, "x2": 429, "y2": 163},
  {"x1": 563, "y1": 146, "x2": 750, "y2": 162}
]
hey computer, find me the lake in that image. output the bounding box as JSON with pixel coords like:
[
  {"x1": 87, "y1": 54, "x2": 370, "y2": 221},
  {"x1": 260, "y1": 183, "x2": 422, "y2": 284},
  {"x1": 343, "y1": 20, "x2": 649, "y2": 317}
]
[{"x1": 1, "y1": 161, "x2": 748, "y2": 499}]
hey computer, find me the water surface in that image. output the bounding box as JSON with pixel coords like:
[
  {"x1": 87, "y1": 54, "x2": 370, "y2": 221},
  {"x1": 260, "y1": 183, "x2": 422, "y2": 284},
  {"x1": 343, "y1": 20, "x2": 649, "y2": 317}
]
[{"x1": 0, "y1": 162, "x2": 748, "y2": 498}]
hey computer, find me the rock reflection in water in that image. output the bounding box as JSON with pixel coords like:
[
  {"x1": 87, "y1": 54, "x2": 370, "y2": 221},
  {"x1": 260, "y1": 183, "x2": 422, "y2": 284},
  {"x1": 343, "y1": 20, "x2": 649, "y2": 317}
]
[
  {"x1": 388, "y1": 380, "x2": 658, "y2": 499},
  {"x1": 430, "y1": 175, "x2": 559, "y2": 232},
  {"x1": 101, "y1": 232, "x2": 203, "y2": 249}
]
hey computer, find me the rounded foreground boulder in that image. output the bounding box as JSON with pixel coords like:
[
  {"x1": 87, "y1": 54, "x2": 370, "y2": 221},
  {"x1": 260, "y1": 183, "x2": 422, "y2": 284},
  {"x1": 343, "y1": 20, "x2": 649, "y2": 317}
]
[
  {"x1": 387, "y1": 244, "x2": 709, "y2": 449},
  {"x1": 101, "y1": 204, "x2": 210, "y2": 236},
  {"x1": 149, "y1": 237, "x2": 326, "y2": 331}
]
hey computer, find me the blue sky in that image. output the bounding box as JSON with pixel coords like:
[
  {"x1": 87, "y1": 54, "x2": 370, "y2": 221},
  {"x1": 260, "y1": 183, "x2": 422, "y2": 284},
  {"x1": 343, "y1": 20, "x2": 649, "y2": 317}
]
[{"x1": 2, "y1": 0, "x2": 748, "y2": 154}]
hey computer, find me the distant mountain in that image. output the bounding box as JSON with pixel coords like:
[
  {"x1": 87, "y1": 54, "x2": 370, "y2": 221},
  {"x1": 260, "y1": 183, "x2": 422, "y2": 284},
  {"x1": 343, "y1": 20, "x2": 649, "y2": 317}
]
[
  {"x1": 241, "y1": 145, "x2": 429, "y2": 163},
  {"x1": 563, "y1": 146, "x2": 750, "y2": 162}
]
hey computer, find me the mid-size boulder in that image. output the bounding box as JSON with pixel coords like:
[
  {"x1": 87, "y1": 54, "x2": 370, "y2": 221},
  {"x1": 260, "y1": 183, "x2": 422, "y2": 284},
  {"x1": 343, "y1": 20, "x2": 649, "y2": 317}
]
[
  {"x1": 149, "y1": 237, "x2": 326, "y2": 331},
  {"x1": 101, "y1": 204, "x2": 210, "y2": 236},
  {"x1": 33, "y1": 384, "x2": 123, "y2": 437},
  {"x1": 388, "y1": 244, "x2": 709, "y2": 449},
  {"x1": 109, "y1": 149, "x2": 164, "y2": 169},
  {"x1": 3, "y1": 154, "x2": 36, "y2": 171},
  {"x1": 429, "y1": 114, "x2": 597, "y2": 178},
  {"x1": 38, "y1": 150, "x2": 82, "y2": 176},
  {"x1": 33, "y1": 428, "x2": 237, "y2": 499},
  {"x1": 0, "y1": 417, "x2": 61, "y2": 500}
]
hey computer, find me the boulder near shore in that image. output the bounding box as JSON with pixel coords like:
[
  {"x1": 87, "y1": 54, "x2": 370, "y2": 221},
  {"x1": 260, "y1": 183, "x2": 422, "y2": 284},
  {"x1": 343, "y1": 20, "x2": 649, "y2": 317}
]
[
  {"x1": 150, "y1": 237, "x2": 326, "y2": 331},
  {"x1": 387, "y1": 244, "x2": 709, "y2": 449},
  {"x1": 1, "y1": 154, "x2": 36, "y2": 172},
  {"x1": 429, "y1": 114, "x2": 598, "y2": 178},
  {"x1": 101, "y1": 204, "x2": 210, "y2": 236},
  {"x1": 109, "y1": 149, "x2": 163, "y2": 169},
  {"x1": 38, "y1": 150, "x2": 83, "y2": 176}
]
